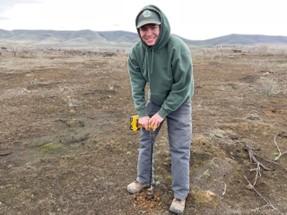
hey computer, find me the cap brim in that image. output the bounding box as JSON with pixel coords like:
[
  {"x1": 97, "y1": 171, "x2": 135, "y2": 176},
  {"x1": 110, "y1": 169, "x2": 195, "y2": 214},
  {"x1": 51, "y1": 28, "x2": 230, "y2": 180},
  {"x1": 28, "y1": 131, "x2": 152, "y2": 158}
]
[{"x1": 137, "y1": 20, "x2": 161, "y2": 29}]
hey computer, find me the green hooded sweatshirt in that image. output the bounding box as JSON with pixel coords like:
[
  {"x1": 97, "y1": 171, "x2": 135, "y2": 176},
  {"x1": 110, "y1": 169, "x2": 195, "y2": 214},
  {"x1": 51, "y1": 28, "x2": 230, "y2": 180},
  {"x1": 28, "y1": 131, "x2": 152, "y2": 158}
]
[{"x1": 128, "y1": 5, "x2": 194, "y2": 118}]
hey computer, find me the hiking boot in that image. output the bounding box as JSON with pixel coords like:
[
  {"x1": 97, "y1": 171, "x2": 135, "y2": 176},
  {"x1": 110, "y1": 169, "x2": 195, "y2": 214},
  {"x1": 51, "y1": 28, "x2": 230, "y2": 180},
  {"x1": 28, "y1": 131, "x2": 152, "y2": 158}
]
[
  {"x1": 127, "y1": 181, "x2": 148, "y2": 194},
  {"x1": 169, "y1": 198, "x2": 186, "y2": 214}
]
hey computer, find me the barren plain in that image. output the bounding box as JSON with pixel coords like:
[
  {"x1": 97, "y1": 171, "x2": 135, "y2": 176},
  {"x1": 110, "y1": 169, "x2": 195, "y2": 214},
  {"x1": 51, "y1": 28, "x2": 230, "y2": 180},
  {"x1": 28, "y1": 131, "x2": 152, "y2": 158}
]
[{"x1": 0, "y1": 45, "x2": 287, "y2": 214}]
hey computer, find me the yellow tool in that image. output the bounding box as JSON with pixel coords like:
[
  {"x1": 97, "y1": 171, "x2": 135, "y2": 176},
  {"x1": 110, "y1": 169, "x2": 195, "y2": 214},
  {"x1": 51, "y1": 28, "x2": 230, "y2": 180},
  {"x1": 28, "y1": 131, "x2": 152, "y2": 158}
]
[
  {"x1": 130, "y1": 115, "x2": 141, "y2": 132},
  {"x1": 130, "y1": 115, "x2": 157, "y2": 132}
]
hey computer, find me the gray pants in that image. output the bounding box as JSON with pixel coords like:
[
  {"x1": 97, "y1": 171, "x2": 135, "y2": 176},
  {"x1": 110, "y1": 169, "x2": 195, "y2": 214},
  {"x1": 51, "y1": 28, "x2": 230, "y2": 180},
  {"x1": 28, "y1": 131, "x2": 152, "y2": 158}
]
[{"x1": 136, "y1": 100, "x2": 192, "y2": 200}]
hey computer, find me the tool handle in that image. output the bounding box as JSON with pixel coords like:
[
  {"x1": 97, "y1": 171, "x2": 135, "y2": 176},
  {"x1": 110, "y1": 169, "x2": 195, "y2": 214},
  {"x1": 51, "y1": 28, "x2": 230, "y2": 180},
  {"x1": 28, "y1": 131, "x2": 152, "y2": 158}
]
[{"x1": 130, "y1": 115, "x2": 141, "y2": 132}]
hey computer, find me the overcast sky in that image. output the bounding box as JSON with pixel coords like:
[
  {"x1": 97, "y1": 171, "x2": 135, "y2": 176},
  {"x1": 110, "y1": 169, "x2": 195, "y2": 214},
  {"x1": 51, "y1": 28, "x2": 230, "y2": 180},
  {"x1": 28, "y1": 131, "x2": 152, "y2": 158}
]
[{"x1": 0, "y1": 0, "x2": 286, "y2": 40}]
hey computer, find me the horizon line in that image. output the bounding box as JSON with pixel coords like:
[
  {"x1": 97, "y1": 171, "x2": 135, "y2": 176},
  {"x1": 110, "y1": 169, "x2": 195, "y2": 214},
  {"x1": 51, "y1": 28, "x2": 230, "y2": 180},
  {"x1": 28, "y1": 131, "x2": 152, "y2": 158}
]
[{"x1": 1, "y1": 29, "x2": 287, "y2": 41}]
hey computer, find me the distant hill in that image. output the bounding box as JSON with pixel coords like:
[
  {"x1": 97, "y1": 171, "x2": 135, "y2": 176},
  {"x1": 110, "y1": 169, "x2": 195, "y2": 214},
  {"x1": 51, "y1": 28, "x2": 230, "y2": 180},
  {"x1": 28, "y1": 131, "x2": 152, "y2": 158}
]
[
  {"x1": 1, "y1": 29, "x2": 287, "y2": 46},
  {"x1": 0, "y1": 29, "x2": 139, "y2": 46},
  {"x1": 189, "y1": 34, "x2": 287, "y2": 46}
]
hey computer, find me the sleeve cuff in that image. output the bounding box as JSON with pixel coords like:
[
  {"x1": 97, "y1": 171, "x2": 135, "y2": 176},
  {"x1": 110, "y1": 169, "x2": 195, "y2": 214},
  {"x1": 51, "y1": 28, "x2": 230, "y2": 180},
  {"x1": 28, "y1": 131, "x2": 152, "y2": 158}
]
[
  {"x1": 158, "y1": 108, "x2": 168, "y2": 119},
  {"x1": 138, "y1": 109, "x2": 146, "y2": 118}
]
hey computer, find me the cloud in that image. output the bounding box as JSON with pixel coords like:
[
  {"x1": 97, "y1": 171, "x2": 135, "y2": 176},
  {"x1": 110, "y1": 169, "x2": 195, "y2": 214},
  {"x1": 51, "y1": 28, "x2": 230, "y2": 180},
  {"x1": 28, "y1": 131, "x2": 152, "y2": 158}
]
[{"x1": 0, "y1": 0, "x2": 41, "y2": 13}]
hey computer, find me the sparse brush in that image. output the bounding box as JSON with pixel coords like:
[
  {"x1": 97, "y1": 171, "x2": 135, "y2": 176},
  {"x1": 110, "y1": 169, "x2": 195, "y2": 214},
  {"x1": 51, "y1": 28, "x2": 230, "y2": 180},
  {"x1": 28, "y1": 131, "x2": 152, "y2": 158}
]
[{"x1": 257, "y1": 77, "x2": 281, "y2": 96}]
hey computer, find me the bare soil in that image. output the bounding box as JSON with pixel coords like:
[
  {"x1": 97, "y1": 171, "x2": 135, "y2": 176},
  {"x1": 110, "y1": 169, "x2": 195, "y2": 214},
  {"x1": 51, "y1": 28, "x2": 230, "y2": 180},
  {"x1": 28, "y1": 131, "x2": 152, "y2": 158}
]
[{"x1": 0, "y1": 46, "x2": 287, "y2": 215}]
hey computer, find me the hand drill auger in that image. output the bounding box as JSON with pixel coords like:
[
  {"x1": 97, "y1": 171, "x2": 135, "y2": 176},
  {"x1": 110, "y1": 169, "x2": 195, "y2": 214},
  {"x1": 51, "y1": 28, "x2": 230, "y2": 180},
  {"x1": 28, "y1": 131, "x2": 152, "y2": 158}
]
[{"x1": 129, "y1": 115, "x2": 156, "y2": 199}]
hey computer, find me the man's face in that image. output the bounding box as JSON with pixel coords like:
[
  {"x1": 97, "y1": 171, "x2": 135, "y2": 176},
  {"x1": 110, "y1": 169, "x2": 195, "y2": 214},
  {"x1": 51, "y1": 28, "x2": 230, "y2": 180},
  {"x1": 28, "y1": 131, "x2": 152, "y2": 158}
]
[{"x1": 139, "y1": 24, "x2": 160, "y2": 46}]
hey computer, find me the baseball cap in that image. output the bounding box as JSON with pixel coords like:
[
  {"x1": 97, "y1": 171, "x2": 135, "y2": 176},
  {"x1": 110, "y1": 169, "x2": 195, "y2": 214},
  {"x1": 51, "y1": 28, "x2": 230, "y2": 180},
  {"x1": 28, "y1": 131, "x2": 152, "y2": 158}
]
[{"x1": 136, "y1": 9, "x2": 161, "y2": 29}]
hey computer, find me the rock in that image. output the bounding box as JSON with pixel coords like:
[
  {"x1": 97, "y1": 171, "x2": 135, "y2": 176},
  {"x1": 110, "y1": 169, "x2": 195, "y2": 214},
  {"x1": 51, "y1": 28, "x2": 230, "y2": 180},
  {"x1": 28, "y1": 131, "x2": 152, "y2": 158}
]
[{"x1": 210, "y1": 129, "x2": 226, "y2": 138}]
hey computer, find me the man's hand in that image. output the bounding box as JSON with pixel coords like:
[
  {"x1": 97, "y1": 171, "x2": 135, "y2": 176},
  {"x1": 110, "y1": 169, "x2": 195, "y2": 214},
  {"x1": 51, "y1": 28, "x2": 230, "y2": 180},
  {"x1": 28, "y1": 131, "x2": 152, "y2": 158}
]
[
  {"x1": 138, "y1": 116, "x2": 150, "y2": 130},
  {"x1": 149, "y1": 113, "x2": 164, "y2": 131}
]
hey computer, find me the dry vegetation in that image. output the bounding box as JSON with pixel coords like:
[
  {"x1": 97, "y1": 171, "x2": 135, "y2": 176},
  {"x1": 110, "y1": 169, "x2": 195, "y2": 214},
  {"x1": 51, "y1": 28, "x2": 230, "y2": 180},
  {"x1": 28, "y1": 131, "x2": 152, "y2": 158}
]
[{"x1": 0, "y1": 44, "x2": 287, "y2": 214}]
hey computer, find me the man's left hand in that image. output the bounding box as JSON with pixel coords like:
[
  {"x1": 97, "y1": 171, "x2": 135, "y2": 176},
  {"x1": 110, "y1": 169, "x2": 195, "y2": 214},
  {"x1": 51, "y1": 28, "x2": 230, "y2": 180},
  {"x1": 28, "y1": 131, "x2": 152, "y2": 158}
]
[{"x1": 149, "y1": 113, "x2": 164, "y2": 131}]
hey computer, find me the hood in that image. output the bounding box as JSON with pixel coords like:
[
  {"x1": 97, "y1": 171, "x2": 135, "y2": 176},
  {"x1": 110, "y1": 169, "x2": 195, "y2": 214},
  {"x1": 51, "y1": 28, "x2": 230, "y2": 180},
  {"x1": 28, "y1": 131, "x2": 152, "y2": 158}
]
[{"x1": 135, "y1": 5, "x2": 171, "y2": 49}]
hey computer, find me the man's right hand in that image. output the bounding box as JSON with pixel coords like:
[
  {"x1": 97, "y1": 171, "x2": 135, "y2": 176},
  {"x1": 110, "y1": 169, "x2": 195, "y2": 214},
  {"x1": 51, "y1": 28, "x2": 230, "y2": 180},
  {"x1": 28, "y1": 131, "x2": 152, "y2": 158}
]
[{"x1": 138, "y1": 116, "x2": 150, "y2": 130}]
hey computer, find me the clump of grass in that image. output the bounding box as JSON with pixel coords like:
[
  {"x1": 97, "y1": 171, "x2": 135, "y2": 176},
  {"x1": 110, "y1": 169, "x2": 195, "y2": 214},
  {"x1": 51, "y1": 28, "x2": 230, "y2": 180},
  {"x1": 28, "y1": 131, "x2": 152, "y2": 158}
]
[
  {"x1": 40, "y1": 142, "x2": 63, "y2": 154},
  {"x1": 192, "y1": 188, "x2": 219, "y2": 207}
]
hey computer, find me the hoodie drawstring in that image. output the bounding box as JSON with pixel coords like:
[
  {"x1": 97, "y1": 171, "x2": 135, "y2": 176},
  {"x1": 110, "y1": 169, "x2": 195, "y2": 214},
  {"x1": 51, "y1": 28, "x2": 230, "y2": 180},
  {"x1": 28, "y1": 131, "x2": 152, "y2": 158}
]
[{"x1": 144, "y1": 48, "x2": 154, "y2": 83}]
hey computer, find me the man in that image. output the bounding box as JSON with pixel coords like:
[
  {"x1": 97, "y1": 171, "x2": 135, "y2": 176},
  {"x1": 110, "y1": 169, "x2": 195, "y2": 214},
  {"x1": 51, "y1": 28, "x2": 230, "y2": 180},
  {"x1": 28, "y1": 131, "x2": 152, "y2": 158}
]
[{"x1": 127, "y1": 5, "x2": 194, "y2": 214}]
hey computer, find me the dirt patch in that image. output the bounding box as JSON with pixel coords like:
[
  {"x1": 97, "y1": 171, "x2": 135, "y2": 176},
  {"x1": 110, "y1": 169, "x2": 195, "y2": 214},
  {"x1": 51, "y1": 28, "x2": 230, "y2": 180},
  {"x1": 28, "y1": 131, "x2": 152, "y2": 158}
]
[{"x1": 0, "y1": 46, "x2": 287, "y2": 214}]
